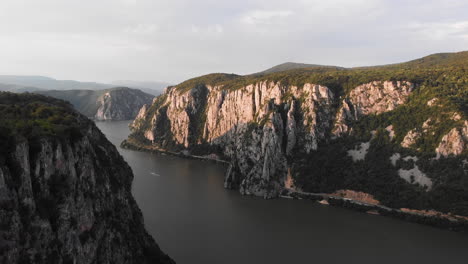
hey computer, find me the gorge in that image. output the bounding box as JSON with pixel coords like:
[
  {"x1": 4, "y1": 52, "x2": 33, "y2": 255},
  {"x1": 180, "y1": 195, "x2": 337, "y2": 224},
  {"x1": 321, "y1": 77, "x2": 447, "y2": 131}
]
[{"x1": 124, "y1": 51, "x2": 468, "y2": 224}]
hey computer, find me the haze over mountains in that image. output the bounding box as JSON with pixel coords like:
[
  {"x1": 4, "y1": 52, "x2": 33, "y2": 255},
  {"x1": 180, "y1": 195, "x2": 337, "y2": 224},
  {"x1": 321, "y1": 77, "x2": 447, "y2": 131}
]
[
  {"x1": 0, "y1": 75, "x2": 169, "y2": 95},
  {"x1": 111, "y1": 80, "x2": 171, "y2": 96},
  {"x1": 3, "y1": 51, "x2": 466, "y2": 95}
]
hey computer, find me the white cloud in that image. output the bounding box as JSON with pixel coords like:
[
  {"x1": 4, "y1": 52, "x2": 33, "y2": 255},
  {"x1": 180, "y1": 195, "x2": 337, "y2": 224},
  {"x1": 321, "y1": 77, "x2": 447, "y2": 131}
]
[
  {"x1": 190, "y1": 24, "x2": 224, "y2": 35},
  {"x1": 124, "y1": 24, "x2": 159, "y2": 35},
  {"x1": 241, "y1": 10, "x2": 293, "y2": 25},
  {"x1": 408, "y1": 20, "x2": 468, "y2": 40},
  {"x1": 121, "y1": 0, "x2": 137, "y2": 6},
  {"x1": 0, "y1": 0, "x2": 466, "y2": 83}
]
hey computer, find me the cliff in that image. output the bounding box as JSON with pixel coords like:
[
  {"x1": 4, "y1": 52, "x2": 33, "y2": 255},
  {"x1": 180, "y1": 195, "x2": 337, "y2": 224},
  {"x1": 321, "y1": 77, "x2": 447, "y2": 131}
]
[
  {"x1": 0, "y1": 92, "x2": 173, "y2": 264},
  {"x1": 36, "y1": 87, "x2": 154, "y2": 121},
  {"x1": 125, "y1": 52, "x2": 468, "y2": 216}
]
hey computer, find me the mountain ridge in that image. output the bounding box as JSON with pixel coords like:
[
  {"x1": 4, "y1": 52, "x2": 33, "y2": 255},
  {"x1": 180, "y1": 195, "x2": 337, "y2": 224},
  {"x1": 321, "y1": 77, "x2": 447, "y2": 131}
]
[{"x1": 124, "y1": 51, "x2": 468, "y2": 224}]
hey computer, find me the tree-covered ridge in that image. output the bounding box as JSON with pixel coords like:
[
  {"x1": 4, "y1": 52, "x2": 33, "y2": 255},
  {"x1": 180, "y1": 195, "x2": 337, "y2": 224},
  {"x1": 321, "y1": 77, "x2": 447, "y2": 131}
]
[
  {"x1": 253, "y1": 62, "x2": 344, "y2": 75},
  {"x1": 174, "y1": 73, "x2": 241, "y2": 93},
  {"x1": 172, "y1": 51, "x2": 467, "y2": 100},
  {"x1": 374, "y1": 51, "x2": 468, "y2": 70},
  {"x1": 0, "y1": 92, "x2": 90, "y2": 142}
]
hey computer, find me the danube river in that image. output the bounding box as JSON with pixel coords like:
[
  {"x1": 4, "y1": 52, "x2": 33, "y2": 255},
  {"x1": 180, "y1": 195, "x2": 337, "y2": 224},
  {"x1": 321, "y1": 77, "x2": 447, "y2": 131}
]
[{"x1": 97, "y1": 121, "x2": 468, "y2": 264}]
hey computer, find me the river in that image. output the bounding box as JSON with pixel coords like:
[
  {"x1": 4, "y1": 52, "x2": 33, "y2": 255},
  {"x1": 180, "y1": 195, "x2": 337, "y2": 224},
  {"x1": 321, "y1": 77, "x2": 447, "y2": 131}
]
[{"x1": 96, "y1": 121, "x2": 468, "y2": 264}]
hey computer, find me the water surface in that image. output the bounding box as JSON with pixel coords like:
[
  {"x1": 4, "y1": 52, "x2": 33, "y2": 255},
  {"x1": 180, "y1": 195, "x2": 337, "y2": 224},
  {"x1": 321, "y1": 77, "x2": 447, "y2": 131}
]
[{"x1": 96, "y1": 121, "x2": 468, "y2": 264}]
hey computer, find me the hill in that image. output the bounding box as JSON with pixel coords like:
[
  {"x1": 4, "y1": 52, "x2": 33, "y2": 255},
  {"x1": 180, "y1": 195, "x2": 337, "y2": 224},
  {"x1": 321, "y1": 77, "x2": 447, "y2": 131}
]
[
  {"x1": 0, "y1": 82, "x2": 43, "y2": 93},
  {"x1": 111, "y1": 80, "x2": 171, "y2": 96},
  {"x1": 36, "y1": 87, "x2": 154, "y2": 120},
  {"x1": 255, "y1": 62, "x2": 344, "y2": 75},
  {"x1": 0, "y1": 75, "x2": 111, "y2": 90}
]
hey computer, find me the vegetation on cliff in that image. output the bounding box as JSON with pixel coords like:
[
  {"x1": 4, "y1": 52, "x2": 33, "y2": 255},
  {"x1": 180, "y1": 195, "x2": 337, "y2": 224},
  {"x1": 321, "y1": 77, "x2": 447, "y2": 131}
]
[
  {"x1": 0, "y1": 92, "x2": 173, "y2": 264},
  {"x1": 126, "y1": 51, "x2": 468, "y2": 217},
  {"x1": 0, "y1": 92, "x2": 89, "y2": 144}
]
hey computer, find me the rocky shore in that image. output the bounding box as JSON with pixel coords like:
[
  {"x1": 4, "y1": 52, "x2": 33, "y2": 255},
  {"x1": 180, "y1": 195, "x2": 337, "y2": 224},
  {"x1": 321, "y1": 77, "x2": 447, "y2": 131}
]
[{"x1": 122, "y1": 137, "x2": 468, "y2": 232}]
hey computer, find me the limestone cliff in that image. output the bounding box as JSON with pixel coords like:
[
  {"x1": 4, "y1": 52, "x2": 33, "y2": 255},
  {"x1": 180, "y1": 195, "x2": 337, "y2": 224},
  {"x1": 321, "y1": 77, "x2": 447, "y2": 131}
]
[
  {"x1": 129, "y1": 81, "x2": 334, "y2": 198},
  {"x1": 95, "y1": 88, "x2": 154, "y2": 121},
  {"x1": 0, "y1": 93, "x2": 173, "y2": 264},
  {"x1": 36, "y1": 87, "x2": 154, "y2": 121},
  {"x1": 125, "y1": 55, "x2": 467, "y2": 216},
  {"x1": 333, "y1": 81, "x2": 414, "y2": 136}
]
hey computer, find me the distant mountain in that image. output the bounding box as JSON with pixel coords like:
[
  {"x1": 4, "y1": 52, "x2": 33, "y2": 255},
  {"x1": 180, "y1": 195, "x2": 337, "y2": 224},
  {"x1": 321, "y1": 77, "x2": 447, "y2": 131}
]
[
  {"x1": 111, "y1": 80, "x2": 171, "y2": 95},
  {"x1": 36, "y1": 87, "x2": 154, "y2": 120},
  {"x1": 0, "y1": 75, "x2": 173, "y2": 96},
  {"x1": 255, "y1": 62, "x2": 344, "y2": 75},
  {"x1": 372, "y1": 51, "x2": 468, "y2": 69},
  {"x1": 255, "y1": 51, "x2": 468, "y2": 75},
  {"x1": 0, "y1": 82, "x2": 43, "y2": 93},
  {"x1": 0, "y1": 75, "x2": 111, "y2": 90}
]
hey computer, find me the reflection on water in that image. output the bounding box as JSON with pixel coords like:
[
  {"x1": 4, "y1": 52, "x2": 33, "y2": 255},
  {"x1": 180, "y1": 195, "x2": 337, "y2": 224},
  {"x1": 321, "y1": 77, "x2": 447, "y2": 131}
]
[{"x1": 97, "y1": 121, "x2": 468, "y2": 264}]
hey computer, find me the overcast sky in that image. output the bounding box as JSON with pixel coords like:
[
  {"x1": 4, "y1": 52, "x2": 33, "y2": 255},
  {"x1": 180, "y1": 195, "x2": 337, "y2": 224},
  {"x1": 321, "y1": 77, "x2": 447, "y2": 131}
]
[{"x1": 0, "y1": 0, "x2": 466, "y2": 84}]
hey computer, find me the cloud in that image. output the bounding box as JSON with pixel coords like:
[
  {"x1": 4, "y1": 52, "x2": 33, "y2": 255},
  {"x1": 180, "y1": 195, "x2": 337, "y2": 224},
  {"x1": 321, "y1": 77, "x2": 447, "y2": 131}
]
[
  {"x1": 190, "y1": 24, "x2": 224, "y2": 35},
  {"x1": 0, "y1": 0, "x2": 466, "y2": 83},
  {"x1": 241, "y1": 10, "x2": 293, "y2": 25},
  {"x1": 408, "y1": 20, "x2": 468, "y2": 40},
  {"x1": 124, "y1": 24, "x2": 159, "y2": 35},
  {"x1": 121, "y1": 0, "x2": 137, "y2": 5}
]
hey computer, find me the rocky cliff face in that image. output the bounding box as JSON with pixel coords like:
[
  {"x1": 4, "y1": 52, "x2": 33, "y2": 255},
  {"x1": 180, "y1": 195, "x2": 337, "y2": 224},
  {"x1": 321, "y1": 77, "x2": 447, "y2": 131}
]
[
  {"x1": 0, "y1": 93, "x2": 173, "y2": 264},
  {"x1": 436, "y1": 121, "x2": 468, "y2": 158},
  {"x1": 95, "y1": 88, "x2": 154, "y2": 121},
  {"x1": 126, "y1": 67, "x2": 467, "y2": 215},
  {"x1": 130, "y1": 81, "x2": 334, "y2": 198},
  {"x1": 36, "y1": 87, "x2": 154, "y2": 121},
  {"x1": 128, "y1": 80, "x2": 434, "y2": 198},
  {"x1": 333, "y1": 81, "x2": 414, "y2": 136}
]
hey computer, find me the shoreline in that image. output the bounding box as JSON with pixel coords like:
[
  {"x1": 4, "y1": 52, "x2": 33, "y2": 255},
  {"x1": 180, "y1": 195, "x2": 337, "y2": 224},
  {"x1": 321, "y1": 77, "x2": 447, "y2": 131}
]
[{"x1": 121, "y1": 138, "x2": 468, "y2": 233}]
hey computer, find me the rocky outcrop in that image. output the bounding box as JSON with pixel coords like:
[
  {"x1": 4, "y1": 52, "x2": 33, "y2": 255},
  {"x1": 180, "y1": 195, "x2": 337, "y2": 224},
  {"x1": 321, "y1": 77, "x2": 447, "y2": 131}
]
[
  {"x1": 0, "y1": 94, "x2": 173, "y2": 264},
  {"x1": 95, "y1": 88, "x2": 154, "y2": 121},
  {"x1": 436, "y1": 121, "x2": 468, "y2": 158},
  {"x1": 333, "y1": 81, "x2": 414, "y2": 136},
  {"x1": 130, "y1": 81, "x2": 334, "y2": 198},
  {"x1": 401, "y1": 129, "x2": 421, "y2": 148}
]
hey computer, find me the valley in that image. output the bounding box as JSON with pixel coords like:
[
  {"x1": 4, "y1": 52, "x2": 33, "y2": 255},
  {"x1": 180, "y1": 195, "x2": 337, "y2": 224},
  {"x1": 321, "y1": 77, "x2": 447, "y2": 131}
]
[{"x1": 99, "y1": 120, "x2": 468, "y2": 264}]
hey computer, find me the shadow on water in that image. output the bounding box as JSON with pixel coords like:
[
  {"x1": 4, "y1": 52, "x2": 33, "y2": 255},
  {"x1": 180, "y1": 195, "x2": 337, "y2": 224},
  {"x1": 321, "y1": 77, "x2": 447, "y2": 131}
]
[{"x1": 96, "y1": 121, "x2": 468, "y2": 264}]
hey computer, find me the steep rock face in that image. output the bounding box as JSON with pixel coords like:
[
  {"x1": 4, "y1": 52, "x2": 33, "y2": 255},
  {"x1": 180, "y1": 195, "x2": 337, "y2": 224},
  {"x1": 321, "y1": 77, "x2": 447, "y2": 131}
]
[
  {"x1": 95, "y1": 88, "x2": 154, "y2": 121},
  {"x1": 127, "y1": 77, "x2": 467, "y2": 213},
  {"x1": 0, "y1": 94, "x2": 172, "y2": 264},
  {"x1": 333, "y1": 81, "x2": 414, "y2": 136},
  {"x1": 436, "y1": 121, "x2": 468, "y2": 157},
  {"x1": 131, "y1": 81, "x2": 334, "y2": 197}
]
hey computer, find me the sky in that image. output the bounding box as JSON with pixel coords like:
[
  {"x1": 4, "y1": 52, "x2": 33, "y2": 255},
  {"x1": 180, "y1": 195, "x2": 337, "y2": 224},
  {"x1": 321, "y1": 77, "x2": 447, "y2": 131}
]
[{"x1": 0, "y1": 0, "x2": 466, "y2": 84}]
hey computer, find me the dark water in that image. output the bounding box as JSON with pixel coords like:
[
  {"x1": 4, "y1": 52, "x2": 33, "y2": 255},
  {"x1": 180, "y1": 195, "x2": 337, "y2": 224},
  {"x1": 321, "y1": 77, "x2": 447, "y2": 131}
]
[{"x1": 96, "y1": 121, "x2": 468, "y2": 264}]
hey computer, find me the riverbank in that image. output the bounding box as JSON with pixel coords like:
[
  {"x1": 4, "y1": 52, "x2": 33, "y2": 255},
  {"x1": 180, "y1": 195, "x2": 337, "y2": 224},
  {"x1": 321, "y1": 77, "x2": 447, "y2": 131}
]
[
  {"x1": 121, "y1": 137, "x2": 468, "y2": 233},
  {"x1": 281, "y1": 189, "x2": 468, "y2": 232}
]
